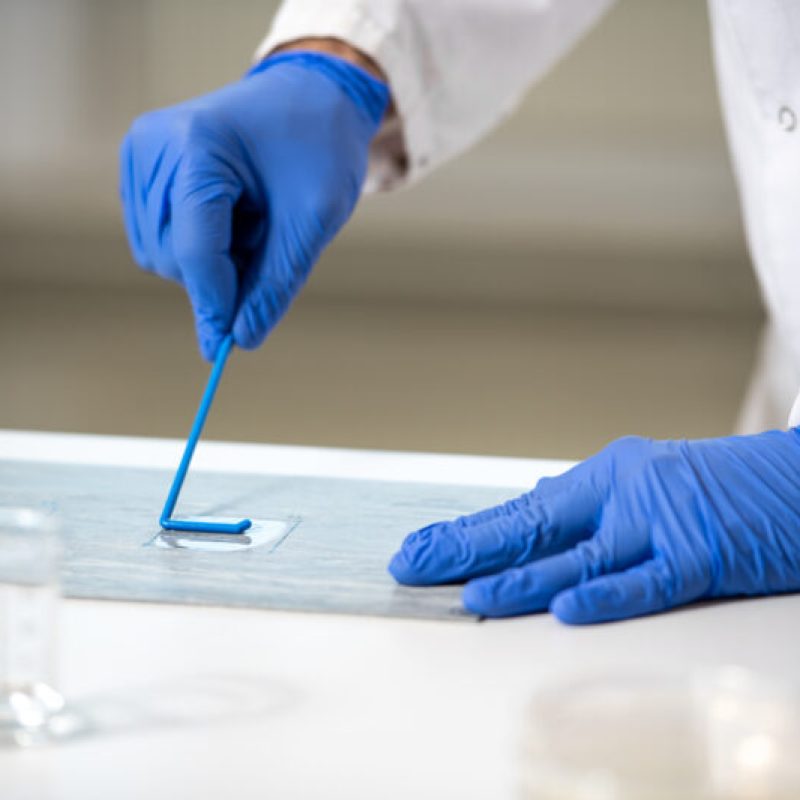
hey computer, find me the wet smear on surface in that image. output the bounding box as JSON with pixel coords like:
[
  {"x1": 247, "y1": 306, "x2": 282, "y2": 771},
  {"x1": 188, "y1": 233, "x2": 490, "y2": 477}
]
[{"x1": 147, "y1": 517, "x2": 300, "y2": 553}]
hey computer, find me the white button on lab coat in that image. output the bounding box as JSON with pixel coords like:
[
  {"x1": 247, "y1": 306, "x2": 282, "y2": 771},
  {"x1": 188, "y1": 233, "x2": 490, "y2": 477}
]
[{"x1": 258, "y1": 0, "x2": 800, "y2": 431}]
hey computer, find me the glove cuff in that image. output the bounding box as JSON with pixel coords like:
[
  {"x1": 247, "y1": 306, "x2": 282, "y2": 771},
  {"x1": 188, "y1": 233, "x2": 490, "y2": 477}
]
[{"x1": 245, "y1": 51, "x2": 390, "y2": 127}]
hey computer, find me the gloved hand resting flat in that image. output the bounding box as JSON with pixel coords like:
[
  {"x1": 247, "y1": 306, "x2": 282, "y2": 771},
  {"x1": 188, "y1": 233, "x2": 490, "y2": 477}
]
[
  {"x1": 389, "y1": 430, "x2": 800, "y2": 624},
  {"x1": 119, "y1": 52, "x2": 389, "y2": 360}
]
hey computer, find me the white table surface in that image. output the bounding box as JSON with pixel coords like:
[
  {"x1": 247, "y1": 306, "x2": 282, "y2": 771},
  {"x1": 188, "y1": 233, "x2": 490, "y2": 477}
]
[{"x1": 1, "y1": 430, "x2": 799, "y2": 800}]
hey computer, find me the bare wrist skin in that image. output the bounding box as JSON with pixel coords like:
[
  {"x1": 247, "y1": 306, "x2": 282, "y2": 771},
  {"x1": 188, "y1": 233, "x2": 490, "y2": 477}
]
[{"x1": 269, "y1": 37, "x2": 388, "y2": 82}]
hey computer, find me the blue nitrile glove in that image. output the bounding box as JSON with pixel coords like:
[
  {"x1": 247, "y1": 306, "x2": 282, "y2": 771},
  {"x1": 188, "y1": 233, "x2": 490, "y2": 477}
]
[
  {"x1": 389, "y1": 429, "x2": 800, "y2": 624},
  {"x1": 119, "y1": 52, "x2": 389, "y2": 360}
]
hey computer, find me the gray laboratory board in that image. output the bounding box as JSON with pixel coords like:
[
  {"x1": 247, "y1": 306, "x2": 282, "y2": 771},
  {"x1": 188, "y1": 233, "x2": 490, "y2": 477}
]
[{"x1": 0, "y1": 460, "x2": 523, "y2": 621}]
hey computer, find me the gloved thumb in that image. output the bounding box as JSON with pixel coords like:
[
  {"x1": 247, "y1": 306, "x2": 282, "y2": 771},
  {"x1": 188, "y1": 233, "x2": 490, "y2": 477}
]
[{"x1": 172, "y1": 157, "x2": 239, "y2": 361}]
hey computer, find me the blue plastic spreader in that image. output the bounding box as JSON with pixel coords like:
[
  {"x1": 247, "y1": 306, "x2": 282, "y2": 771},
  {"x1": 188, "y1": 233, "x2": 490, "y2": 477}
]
[{"x1": 159, "y1": 334, "x2": 252, "y2": 534}]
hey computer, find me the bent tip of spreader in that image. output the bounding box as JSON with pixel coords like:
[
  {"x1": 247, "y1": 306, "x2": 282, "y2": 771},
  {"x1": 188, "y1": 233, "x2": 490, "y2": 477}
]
[
  {"x1": 157, "y1": 334, "x2": 254, "y2": 537},
  {"x1": 159, "y1": 515, "x2": 252, "y2": 535}
]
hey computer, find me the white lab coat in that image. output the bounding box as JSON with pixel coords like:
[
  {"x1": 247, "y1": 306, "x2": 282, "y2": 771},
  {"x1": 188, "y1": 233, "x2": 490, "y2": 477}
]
[{"x1": 257, "y1": 0, "x2": 800, "y2": 431}]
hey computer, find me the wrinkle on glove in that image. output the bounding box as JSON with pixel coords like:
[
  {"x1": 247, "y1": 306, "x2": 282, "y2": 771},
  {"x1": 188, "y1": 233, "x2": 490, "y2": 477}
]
[{"x1": 389, "y1": 429, "x2": 800, "y2": 624}]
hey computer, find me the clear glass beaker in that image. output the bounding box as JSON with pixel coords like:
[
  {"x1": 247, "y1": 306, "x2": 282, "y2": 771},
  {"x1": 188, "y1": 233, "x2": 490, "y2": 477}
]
[{"x1": 0, "y1": 507, "x2": 69, "y2": 746}]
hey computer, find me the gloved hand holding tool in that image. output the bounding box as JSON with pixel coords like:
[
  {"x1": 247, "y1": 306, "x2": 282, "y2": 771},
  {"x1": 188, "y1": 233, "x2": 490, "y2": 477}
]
[
  {"x1": 119, "y1": 50, "x2": 389, "y2": 360},
  {"x1": 390, "y1": 430, "x2": 800, "y2": 623}
]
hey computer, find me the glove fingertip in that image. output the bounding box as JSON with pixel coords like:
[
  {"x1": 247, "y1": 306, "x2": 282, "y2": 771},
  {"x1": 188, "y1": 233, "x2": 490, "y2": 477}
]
[
  {"x1": 387, "y1": 526, "x2": 442, "y2": 586},
  {"x1": 552, "y1": 562, "x2": 672, "y2": 625},
  {"x1": 462, "y1": 578, "x2": 495, "y2": 616},
  {"x1": 198, "y1": 330, "x2": 222, "y2": 363},
  {"x1": 118, "y1": 138, "x2": 149, "y2": 269},
  {"x1": 550, "y1": 589, "x2": 594, "y2": 625},
  {"x1": 191, "y1": 315, "x2": 227, "y2": 362},
  {"x1": 463, "y1": 574, "x2": 539, "y2": 618},
  {"x1": 387, "y1": 551, "x2": 418, "y2": 585},
  {"x1": 127, "y1": 238, "x2": 151, "y2": 272},
  {"x1": 232, "y1": 306, "x2": 266, "y2": 351},
  {"x1": 551, "y1": 584, "x2": 631, "y2": 626}
]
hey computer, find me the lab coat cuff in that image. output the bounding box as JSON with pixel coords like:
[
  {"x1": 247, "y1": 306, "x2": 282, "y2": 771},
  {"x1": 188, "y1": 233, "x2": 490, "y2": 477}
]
[
  {"x1": 788, "y1": 391, "x2": 800, "y2": 428},
  {"x1": 254, "y1": 1, "x2": 433, "y2": 192}
]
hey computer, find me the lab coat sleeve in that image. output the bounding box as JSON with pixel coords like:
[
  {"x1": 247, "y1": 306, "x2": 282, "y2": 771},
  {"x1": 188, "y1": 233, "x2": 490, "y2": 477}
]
[{"x1": 255, "y1": 0, "x2": 615, "y2": 191}]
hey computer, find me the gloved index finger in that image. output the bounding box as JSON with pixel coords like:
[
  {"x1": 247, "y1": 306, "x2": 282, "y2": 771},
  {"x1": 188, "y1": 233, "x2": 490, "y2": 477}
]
[
  {"x1": 118, "y1": 133, "x2": 148, "y2": 268},
  {"x1": 171, "y1": 153, "x2": 241, "y2": 361},
  {"x1": 388, "y1": 463, "x2": 604, "y2": 586}
]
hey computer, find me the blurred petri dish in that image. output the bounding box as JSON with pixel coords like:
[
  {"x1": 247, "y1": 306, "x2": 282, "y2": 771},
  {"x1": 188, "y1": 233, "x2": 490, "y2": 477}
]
[{"x1": 520, "y1": 667, "x2": 800, "y2": 800}]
